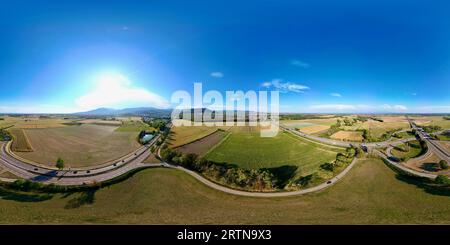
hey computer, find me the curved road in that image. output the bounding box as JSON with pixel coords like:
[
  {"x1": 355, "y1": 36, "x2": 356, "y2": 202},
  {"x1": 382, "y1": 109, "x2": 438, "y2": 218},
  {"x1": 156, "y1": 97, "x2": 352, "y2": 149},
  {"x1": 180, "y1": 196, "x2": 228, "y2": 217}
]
[
  {"x1": 1, "y1": 123, "x2": 446, "y2": 196},
  {"x1": 280, "y1": 125, "x2": 416, "y2": 149},
  {"x1": 0, "y1": 136, "x2": 163, "y2": 185}
]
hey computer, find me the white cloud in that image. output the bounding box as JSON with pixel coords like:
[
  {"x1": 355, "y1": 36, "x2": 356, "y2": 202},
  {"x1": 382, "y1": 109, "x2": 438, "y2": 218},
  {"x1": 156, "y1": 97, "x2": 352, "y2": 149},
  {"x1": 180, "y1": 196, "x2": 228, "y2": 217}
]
[
  {"x1": 382, "y1": 104, "x2": 407, "y2": 111},
  {"x1": 0, "y1": 105, "x2": 80, "y2": 114},
  {"x1": 394, "y1": 105, "x2": 408, "y2": 110},
  {"x1": 330, "y1": 93, "x2": 342, "y2": 97},
  {"x1": 415, "y1": 105, "x2": 450, "y2": 113},
  {"x1": 291, "y1": 59, "x2": 310, "y2": 68},
  {"x1": 309, "y1": 104, "x2": 371, "y2": 111},
  {"x1": 261, "y1": 79, "x2": 310, "y2": 93},
  {"x1": 210, "y1": 72, "x2": 224, "y2": 78},
  {"x1": 75, "y1": 73, "x2": 169, "y2": 110}
]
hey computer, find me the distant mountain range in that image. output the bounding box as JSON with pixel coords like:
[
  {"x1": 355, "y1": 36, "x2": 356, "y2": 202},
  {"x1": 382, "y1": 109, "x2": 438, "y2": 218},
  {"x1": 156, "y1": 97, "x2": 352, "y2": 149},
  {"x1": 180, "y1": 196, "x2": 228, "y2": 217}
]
[{"x1": 73, "y1": 107, "x2": 172, "y2": 117}]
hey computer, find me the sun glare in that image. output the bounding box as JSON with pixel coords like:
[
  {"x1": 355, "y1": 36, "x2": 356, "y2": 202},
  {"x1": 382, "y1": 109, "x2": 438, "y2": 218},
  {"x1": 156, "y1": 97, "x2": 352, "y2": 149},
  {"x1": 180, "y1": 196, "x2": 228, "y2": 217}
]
[{"x1": 96, "y1": 73, "x2": 130, "y2": 90}]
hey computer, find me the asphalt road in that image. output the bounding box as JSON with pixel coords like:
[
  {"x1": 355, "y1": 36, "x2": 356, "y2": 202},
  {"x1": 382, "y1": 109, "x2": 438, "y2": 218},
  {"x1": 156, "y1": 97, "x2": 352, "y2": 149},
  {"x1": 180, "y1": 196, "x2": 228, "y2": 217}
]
[
  {"x1": 1, "y1": 122, "x2": 448, "y2": 197},
  {"x1": 408, "y1": 118, "x2": 450, "y2": 163},
  {"x1": 280, "y1": 125, "x2": 416, "y2": 149},
  {"x1": 0, "y1": 135, "x2": 162, "y2": 185}
]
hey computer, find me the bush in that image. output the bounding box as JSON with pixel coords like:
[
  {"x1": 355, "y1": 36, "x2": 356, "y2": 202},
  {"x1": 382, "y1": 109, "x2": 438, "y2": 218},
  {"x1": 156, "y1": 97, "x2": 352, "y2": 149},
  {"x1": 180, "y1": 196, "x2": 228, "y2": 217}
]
[
  {"x1": 295, "y1": 172, "x2": 320, "y2": 187},
  {"x1": 435, "y1": 175, "x2": 450, "y2": 185},
  {"x1": 439, "y1": 160, "x2": 449, "y2": 170},
  {"x1": 320, "y1": 162, "x2": 335, "y2": 171}
]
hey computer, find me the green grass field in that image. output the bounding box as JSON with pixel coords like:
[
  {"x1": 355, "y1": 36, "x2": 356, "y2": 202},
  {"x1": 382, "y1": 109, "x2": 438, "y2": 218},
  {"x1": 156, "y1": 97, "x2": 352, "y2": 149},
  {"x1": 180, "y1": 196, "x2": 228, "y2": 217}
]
[
  {"x1": 205, "y1": 128, "x2": 343, "y2": 176},
  {"x1": 0, "y1": 159, "x2": 449, "y2": 224},
  {"x1": 15, "y1": 124, "x2": 141, "y2": 167},
  {"x1": 394, "y1": 131, "x2": 415, "y2": 139},
  {"x1": 391, "y1": 140, "x2": 423, "y2": 160}
]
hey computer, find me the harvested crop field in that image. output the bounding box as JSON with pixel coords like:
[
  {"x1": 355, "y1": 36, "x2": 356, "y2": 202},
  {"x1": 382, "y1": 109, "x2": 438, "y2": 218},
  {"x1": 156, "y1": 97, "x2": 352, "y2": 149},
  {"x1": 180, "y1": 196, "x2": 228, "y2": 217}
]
[
  {"x1": 298, "y1": 125, "x2": 330, "y2": 134},
  {"x1": 330, "y1": 130, "x2": 363, "y2": 141},
  {"x1": 9, "y1": 128, "x2": 33, "y2": 152},
  {"x1": 13, "y1": 118, "x2": 69, "y2": 129},
  {"x1": 15, "y1": 124, "x2": 141, "y2": 167},
  {"x1": 78, "y1": 119, "x2": 122, "y2": 126},
  {"x1": 115, "y1": 121, "x2": 155, "y2": 132},
  {"x1": 340, "y1": 119, "x2": 409, "y2": 139},
  {"x1": 168, "y1": 126, "x2": 220, "y2": 148},
  {"x1": 411, "y1": 116, "x2": 450, "y2": 129},
  {"x1": 281, "y1": 118, "x2": 338, "y2": 130},
  {"x1": 175, "y1": 130, "x2": 227, "y2": 156}
]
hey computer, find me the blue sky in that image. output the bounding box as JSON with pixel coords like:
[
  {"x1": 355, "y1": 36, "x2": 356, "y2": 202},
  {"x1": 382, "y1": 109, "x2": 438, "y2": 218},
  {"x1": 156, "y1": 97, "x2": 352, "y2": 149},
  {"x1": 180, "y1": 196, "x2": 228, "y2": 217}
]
[{"x1": 0, "y1": 0, "x2": 449, "y2": 113}]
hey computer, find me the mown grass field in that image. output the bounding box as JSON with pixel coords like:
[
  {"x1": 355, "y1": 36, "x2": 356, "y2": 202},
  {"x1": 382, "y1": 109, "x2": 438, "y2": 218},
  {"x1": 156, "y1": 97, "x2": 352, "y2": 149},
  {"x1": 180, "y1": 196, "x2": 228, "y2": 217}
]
[
  {"x1": 391, "y1": 140, "x2": 423, "y2": 160},
  {"x1": 0, "y1": 159, "x2": 449, "y2": 224},
  {"x1": 205, "y1": 127, "x2": 342, "y2": 176},
  {"x1": 394, "y1": 130, "x2": 415, "y2": 139},
  {"x1": 15, "y1": 124, "x2": 141, "y2": 167}
]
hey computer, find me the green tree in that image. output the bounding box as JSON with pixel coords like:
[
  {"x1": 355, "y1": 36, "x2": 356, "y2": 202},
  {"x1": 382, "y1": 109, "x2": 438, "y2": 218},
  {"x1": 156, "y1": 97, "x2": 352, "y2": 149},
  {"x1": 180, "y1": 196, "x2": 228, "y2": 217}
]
[
  {"x1": 435, "y1": 175, "x2": 450, "y2": 185},
  {"x1": 439, "y1": 160, "x2": 449, "y2": 170},
  {"x1": 56, "y1": 157, "x2": 65, "y2": 170}
]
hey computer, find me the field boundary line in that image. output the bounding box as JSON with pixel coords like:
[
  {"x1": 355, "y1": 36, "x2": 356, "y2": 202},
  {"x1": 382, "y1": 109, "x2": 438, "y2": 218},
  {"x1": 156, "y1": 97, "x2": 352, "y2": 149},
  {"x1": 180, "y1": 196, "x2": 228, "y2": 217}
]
[
  {"x1": 283, "y1": 128, "x2": 346, "y2": 150},
  {"x1": 10, "y1": 128, "x2": 34, "y2": 152},
  {"x1": 202, "y1": 131, "x2": 231, "y2": 157},
  {"x1": 172, "y1": 128, "x2": 219, "y2": 149}
]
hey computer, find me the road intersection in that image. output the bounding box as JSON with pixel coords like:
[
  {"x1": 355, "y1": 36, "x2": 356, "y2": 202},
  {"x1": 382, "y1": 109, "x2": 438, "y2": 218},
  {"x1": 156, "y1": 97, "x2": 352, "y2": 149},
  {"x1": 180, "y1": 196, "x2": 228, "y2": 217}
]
[{"x1": 0, "y1": 122, "x2": 449, "y2": 196}]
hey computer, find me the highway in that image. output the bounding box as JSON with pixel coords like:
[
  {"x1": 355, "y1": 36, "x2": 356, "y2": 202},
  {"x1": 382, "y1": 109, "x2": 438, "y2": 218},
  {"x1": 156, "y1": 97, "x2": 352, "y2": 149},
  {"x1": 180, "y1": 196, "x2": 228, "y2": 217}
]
[
  {"x1": 0, "y1": 135, "x2": 163, "y2": 185},
  {"x1": 281, "y1": 124, "x2": 417, "y2": 149},
  {"x1": 1, "y1": 121, "x2": 448, "y2": 196},
  {"x1": 407, "y1": 117, "x2": 450, "y2": 163}
]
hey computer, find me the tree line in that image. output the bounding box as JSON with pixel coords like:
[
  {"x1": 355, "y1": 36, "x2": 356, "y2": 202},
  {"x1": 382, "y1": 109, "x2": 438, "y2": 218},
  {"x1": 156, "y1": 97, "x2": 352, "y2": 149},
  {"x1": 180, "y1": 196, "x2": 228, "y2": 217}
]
[{"x1": 160, "y1": 143, "x2": 358, "y2": 192}]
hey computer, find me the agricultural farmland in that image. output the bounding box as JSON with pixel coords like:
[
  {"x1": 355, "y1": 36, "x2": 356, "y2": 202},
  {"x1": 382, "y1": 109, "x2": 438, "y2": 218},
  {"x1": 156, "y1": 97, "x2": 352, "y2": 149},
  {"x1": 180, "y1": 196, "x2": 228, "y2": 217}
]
[
  {"x1": 338, "y1": 116, "x2": 410, "y2": 139},
  {"x1": 282, "y1": 116, "x2": 411, "y2": 141},
  {"x1": 205, "y1": 126, "x2": 343, "y2": 177},
  {"x1": 9, "y1": 128, "x2": 33, "y2": 152},
  {"x1": 14, "y1": 124, "x2": 141, "y2": 168},
  {"x1": 282, "y1": 118, "x2": 337, "y2": 130},
  {"x1": 168, "y1": 125, "x2": 221, "y2": 148},
  {"x1": 0, "y1": 159, "x2": 449, "y2": 224},
  {"x1": 330, "y1": 130, "x2": 364, "y2": 141},
  {"x1": 175, "y1": 130, "x2": 227, "y2": 156},
  {"x1": 410, "y1": 116, "x2": 450, "y2": 129},
  {"x1": 115, "y1": 120, "x2": 155, "y2": 132}
]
